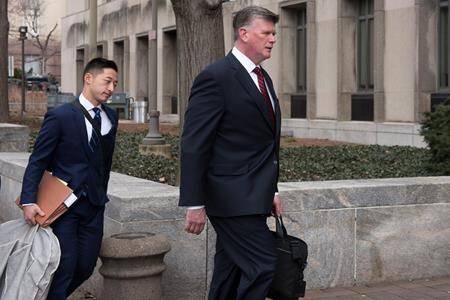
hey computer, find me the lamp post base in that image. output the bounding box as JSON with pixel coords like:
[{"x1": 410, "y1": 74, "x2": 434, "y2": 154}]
[{"x1": 140, "y1": 110, "x2": 171, "y2": 158}]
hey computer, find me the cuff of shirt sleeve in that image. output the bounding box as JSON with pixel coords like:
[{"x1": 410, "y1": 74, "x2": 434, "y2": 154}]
[
  {"x1": 187, "y1": 205, "x2": 205, "y2": 210},
  {"x1": 21, "y1": 203, "x2": 36, "y2": 207}
]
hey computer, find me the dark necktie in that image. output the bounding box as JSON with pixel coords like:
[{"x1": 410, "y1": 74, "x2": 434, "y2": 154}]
[
  {"x1": 253, "y1": 67, "x2": 275, "y2": 126},
  {"x1": 89, "y1": 107, "x2": 101, "y2": 152}
]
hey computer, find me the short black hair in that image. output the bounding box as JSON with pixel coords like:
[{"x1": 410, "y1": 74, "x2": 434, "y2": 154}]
[
  {"x1": 83, "y1": 58, "x2": 118, "y2": 77},
  {"x1": 233, "y1": 6, "x2": 279, "y2": 41}
]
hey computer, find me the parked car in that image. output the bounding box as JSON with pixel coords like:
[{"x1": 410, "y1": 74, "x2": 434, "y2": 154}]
[{"x1": 26, "y1": 76, "x2": 49, "y2": 91}]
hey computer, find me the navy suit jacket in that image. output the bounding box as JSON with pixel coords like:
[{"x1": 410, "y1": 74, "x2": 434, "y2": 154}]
[
  {"x1": 20, "y1": 102, "x2": 118, "y2": 206},
  {"x1": 179, "y1": 53, "x2": 281, "y2": 217}
]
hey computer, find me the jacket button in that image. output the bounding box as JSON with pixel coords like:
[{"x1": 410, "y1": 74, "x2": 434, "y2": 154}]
[{"x1": 274, "y1": 160, "x2": 278, "y2": 165}]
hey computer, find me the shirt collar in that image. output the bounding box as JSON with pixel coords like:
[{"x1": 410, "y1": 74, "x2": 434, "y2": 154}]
[
  {"x1": 79, "y1": 93, "x2": 102, "y2": 112},
  {"x1": 231, "y1": 47, "x2": 260, "y2": 75}
]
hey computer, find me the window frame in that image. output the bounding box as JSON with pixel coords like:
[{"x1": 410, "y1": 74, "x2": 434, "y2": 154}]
[
  {"x1": 439, "y1": 0, "x2": 450, "y2": 90},
  {"x1": 296, "y1": 6, "x2": 307, "y2": 93},
  {"x1": 357, "y1": 0, "x2": 374, "y2": 92}
]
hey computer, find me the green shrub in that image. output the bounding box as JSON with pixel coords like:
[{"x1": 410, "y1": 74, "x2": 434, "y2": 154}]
[
  {"x1": 28, "y1": 129, "x2": 436, "y2": 185},
  {"x1": 420, "y1": 102, "x2": 450, "y2": 175},
  {"x1": 279, "y1": 145, "x2": 431, "y2": 182},
  {"x1": 111, "y1": 132, "x2": 179, "y2": 185}
]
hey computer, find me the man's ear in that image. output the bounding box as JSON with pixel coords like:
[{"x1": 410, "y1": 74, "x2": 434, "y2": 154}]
[
  {"x1": 84, "y1": 72, "x2": 93, "y2": 85},
  {"x1": 239, "y1": 27, "x2": 248, "y2": 42}
]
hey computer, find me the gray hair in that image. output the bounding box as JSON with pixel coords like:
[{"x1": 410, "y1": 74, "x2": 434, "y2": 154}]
[{"x1": 232, "y1": 6, "x2": 279, "y2": 41}]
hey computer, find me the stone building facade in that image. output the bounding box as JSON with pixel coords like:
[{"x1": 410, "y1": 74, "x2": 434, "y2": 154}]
[{"x1": 61, "y1": 0, "x2": 450, "y2": 146}]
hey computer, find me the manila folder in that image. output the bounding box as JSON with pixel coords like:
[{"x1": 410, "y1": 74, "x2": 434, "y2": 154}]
[{"x1": 16, "y1": 171, "x2": 73, "y2": 227}]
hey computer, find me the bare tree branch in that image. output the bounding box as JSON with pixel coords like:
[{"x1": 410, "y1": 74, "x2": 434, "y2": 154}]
[
  {"x1": 43, "y1": 22, "x2": 56, "y2": 50},
  {"x1": 8, "y1": 0, "x2": 58, "y2": 75}
]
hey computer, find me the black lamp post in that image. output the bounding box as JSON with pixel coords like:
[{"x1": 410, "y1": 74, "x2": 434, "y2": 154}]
[{"x1": 19, "y1": 26, "x2": 27, "y2": 119}]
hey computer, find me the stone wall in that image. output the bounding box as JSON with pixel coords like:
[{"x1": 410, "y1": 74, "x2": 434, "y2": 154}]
[
  {"x1": 1, "y1": 152, "x2": 449, "y2": 299},
  {"x1": 0, "y1": 124, "x2": 29, "y2": 152}
]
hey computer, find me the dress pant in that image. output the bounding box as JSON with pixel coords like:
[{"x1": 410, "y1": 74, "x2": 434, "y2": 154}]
[
  {"x1": 208, "y1": 215, "x2": 277, "y2": 300},
  {"x1": 47, "y1": 197, "x2": 105, "y2": 300}
]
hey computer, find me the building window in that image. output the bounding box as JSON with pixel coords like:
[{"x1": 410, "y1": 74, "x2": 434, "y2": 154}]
[
  {"x1": 97, "y1": 44, "x2": 104, "y2": 58},
  {"x1": 352, "y1": 0, "x2": 374, "y2": 121},
  {"x1": 431, "y1": 0, "x2": 450, "y2": 111},
  {"x1": 25, "y1": 55, "x2": 41, "y2": 76},
  {"x1": 291, "y1": 4, "x2": 308, "y2": 119},
  {"x1": 297, "y1": 7, "x2": 307, "y2": 92},
  {"x1": 357, "y1": 0, "x2": 374, "y2": 91},
  {"x1": 439, "y1": 0, "x2": 449, "y2": 89}
]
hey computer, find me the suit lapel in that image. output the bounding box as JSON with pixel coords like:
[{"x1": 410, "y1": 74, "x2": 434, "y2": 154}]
[
  {"x1": 227, "y1": 53, "x2": 275, "y2": 133},
  {"x1": 71, "y1": 100, "x2": 91, "y2": 158}
]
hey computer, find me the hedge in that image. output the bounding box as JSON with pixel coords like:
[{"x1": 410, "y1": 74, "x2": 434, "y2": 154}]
[{"x1": 29, "y1": 130, "x2": 435, "y2": 186}]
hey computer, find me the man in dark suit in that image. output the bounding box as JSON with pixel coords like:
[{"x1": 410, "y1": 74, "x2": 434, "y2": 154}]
[
  {"x1": 20, "y1": 58, "x2": 119, "y2": 299},
  {"x1": 179, "y1": 6, "x2": 282, "y2": 300}
]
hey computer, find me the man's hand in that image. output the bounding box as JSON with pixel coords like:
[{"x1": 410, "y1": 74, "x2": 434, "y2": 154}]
[
  {"x1": 23, "y1": 204, "x2": 45, "y2": 226},
  {"x1": 271, "y1": 193, "x2": 282, "y2": 217},
  {"x1": 184, "y1": 207, "x2": 206, "y2": 235}
]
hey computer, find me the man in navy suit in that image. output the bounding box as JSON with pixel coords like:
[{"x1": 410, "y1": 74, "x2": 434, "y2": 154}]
[
  {"x1": 20, "y1": 58, "x2": 119, "y2": 299},
  {"x1": 179, "y1": 6, "x2": 282, "y2": 300}
]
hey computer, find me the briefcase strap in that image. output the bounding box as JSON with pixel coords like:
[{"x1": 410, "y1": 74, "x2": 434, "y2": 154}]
[
  {"x1": 275, "y1": 216, "x2": 288, "y2": 239},
  {"x1": 70, "y1": 100, "x2": 107, "y2": 173}
]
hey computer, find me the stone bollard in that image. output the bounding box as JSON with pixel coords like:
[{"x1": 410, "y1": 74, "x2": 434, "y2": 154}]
[{"x1": 99, "y1": 232, "x2": 171, "y2": 300}]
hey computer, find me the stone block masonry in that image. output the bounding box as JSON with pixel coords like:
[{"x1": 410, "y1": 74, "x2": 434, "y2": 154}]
[{"x1": 1, "y1": 152, "x2": 449, "y2": 299}]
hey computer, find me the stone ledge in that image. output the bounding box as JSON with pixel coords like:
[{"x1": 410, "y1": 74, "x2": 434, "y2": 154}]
[
  {"x1": 2, "y1": 152, "x2": 450, "y2": 297},
  {"x1": 282, "y1": 119, "x2": 426, "y2": 147}
]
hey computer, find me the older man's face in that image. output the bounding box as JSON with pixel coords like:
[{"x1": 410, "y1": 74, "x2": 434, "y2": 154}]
[{"x1": 242, "y1": 17, "x2": 276, "y2": 64}]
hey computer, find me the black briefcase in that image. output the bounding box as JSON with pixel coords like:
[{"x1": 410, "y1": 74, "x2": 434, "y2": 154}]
[{"x1": 268, "y1": 216, "x2": 308, "y2": 300}]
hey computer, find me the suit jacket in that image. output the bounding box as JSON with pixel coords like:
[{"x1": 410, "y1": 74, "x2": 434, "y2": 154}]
[
  {"x1": 179, "y1": 52, "x2": 281, "y2": 217},
  {"x1": 20, "y1": 101, "x2": 118, "y2": 206}
]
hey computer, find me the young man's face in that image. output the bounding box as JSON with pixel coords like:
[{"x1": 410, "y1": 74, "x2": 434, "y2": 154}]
[
  {"x1": 84, "y1": 68, "x2": 118, "y2": 105},
  {"x1": 241, "y1": 17, "x2": 276, "y2": 64}
]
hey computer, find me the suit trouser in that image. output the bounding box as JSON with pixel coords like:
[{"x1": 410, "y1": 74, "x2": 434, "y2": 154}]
[
  {"x1": 47, "y1": 197, "x2": 105, "y2": 300},
  {"x1": 208, "y1": 215, "x2": 277, "y2": 300}
]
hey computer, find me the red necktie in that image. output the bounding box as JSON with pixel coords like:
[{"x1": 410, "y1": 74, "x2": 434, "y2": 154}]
[{"x1": 253, "y1": 67, "x2": 275, "y2": 126}]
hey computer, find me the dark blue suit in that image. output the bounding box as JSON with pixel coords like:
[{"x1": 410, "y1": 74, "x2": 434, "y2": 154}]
[
  {"x1": 20, "y1": 101, "x2": 117, "y2": 299},
  {"x1": 179, "y1": 52, "x2": 281, "y2": 299}
]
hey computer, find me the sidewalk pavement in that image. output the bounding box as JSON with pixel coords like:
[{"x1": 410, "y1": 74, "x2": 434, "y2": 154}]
[{"x1": 304, "y1": 276, "x2": 450, "y2": 299}]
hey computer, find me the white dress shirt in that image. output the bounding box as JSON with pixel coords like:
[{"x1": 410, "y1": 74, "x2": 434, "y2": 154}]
[
  {"x1": 231, "y1": 47, "x2": 275, "y2": 110},
  {"x1": 79, "y1": 93, "x2": 112, "y2": 140},
  {"x1": 187, "y1": 48, "x2": 278, "y2": 210}
]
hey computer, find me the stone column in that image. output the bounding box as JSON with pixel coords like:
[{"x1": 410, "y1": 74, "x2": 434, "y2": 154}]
[
  {"x1": 307, "y1": 0, "x2": 318, "y2": 120},
  {"x1": 415, "y1": 0, "x2": 439, "y2": 122},
  {"x1": 337, "y1": 0, "x2": 358, "y2": 121},
  {"x1": 374, "y1": 0, "x2": 386, "y2": 122},
  {"x1": 99, "y1": 232, "x2": 171, "y2": 300},
  {"x1": 89, "y1": 0, "x2": 97, "y2": 60}
]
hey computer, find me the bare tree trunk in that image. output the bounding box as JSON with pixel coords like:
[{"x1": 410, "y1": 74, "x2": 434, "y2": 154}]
[
  {"x1": 170, "y1": 0, "x2": 225, "y2": 129},
  {"x1": 42, "y1": 56, "x2": 45, "y2": 74},
  {"x1": 0, "y1": 0, "x2": 9, "y2": 122}
]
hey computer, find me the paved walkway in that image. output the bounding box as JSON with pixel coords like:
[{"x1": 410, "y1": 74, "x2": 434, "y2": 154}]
[{"x1": 304, "y1": 277, "x2": 450, "y2": 299}]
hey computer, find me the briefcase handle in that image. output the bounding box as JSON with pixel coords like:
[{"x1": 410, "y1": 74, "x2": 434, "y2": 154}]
[{"x1": 274, "y1": 215, "x2": 288, "y2": 239}]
